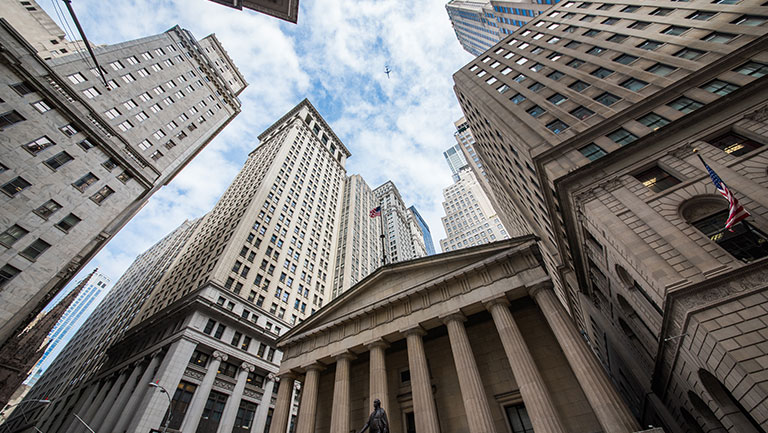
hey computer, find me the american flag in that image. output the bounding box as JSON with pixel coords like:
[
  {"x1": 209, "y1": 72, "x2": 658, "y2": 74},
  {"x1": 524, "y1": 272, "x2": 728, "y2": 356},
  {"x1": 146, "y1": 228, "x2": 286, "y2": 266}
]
[
  {"x1": 698, "y1": 155, "x2": 750, "y2": 231},
  {"x1": 369, "y1": 206, "x2": 381, "y2": 218}
]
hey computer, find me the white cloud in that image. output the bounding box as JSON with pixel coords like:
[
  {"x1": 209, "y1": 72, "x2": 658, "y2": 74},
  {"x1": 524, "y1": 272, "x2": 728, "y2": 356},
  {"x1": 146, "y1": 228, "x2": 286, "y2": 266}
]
[{"x1": 41, "y1": 0, "x2": 475, "y2": 305}]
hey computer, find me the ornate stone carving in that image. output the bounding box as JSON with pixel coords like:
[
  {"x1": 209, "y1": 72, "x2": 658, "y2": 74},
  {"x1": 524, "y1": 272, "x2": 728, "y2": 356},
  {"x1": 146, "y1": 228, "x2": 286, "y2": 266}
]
[
  {"x1": 212, "y1": 350, "x2": 228, "y2": 362},
  {"x1": 598, "y1": 177, "x2": 624, "y2": 193},
  {"x1": 744, "y1": 105, "x2": 768, "y2": 122},
  {"x1": 183, "y1": 368, "x2": 205, "y2": 380},
  {"x1": 240, "y1": 362, "x2": 255, "y2": 372},
  {"x1": 243, "y1": 388, "x2": 263, "y2": 399},
  {"x1": 670, "y1": 142, "x2": 695, "y2": 159},
  {"x1": 214, "y1": 378, "x2": 235, "y2": 391}
]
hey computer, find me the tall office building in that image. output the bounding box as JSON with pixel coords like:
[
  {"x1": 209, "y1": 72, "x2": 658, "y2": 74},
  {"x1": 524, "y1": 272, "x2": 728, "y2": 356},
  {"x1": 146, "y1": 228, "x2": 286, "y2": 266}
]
[
  {"x1": 207, "y1": 0, "x2": 300, "y2": 23},
  {"x1": 0, "y1": 0, "x2": 85, "y2": 60},
  {"x1": 443, "y1": 143, "x2": 469, "y2": 181},
  {"x1": 0, "y1": 13, "x2": 244, "y2": 348},
  {"x1": 332, "y1": 174, "x2": 382, "y2": 299},
  {"x1": 25, "y1": 271, "x2": 110, "y2": 387},
  {"x1": 453, "y1": 0, "x2": 768, "y2": 430},
  {"x1": 453, "y1": 116, "x2": 488, "y2": 181},
  {"x1": 439, "y1": 166, "x2": 509, "y2": 253},
  {"x1": 373, "y1": 181, "x2": 428, "y2": 264},
  {"x1": 446, "y1": 0, "x2": 561, "y2": 56},
  {"x1": 409, "y1": 205, "x2": 436, "y2": 255}
]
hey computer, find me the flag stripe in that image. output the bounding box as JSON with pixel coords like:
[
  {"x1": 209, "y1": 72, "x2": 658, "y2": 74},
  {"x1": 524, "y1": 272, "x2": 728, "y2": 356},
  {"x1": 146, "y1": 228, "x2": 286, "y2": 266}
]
[{"x1": 699, "y1": 155, "x2": 750, "y2": 231}]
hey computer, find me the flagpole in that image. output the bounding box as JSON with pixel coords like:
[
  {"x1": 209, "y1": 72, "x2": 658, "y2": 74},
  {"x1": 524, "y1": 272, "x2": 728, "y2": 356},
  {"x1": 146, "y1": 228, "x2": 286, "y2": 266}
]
[{"x1": 379, "y1": 206, "x2": 387, "y2": 267}]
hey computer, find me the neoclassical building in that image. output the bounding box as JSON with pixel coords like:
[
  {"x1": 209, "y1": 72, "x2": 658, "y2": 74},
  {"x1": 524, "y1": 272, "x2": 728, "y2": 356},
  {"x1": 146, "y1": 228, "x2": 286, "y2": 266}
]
[{"x1": 268, "y1": 237, "x2": 656, "y2": 433}]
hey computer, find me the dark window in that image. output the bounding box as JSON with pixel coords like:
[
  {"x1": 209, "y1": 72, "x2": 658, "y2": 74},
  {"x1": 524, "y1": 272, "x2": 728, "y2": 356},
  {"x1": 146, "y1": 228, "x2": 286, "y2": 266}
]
[
  {"x1": 505, "y1": 404, "x2": 534, "y2": 433},
  {"x1": 90, "y1": 185, "x2": 115, "y2": 204},
  {"x1": 608, "y1": 128, "x2": 638, "y2": 145},
  {"x1": 214, "y1": 323, "x2": 226, "y2": 339},
  {"x1": 692, "y1": 210, "x2": 768, "y2": 263},
  {"x1": 218, "y1": 362, "x2": 238, "y2": 378},
  {"x1": 583, "y1": 29, "x2": 600, "y2": 37},
  {"x1": 570, "y1": 106, "x2": 595, "y2": 120},
  {"x1": 569, "y1": 80, "x2": 590, "y2": 92},
  {"x1": 701, "y1": 79, "x2": 740, "y2": 95},
  {"x1": 663, "y1": 26, "x2": 689, "y2": 36},
  {"x1": 190, "y1": 350, "x2": 209, "y2": 367},
  {"x1": 2, "y1": 177, "x2": 31, "y2": 197},
  {"x1": 565, "y1": 41, "x2": 581, "y2": 49},
  {"x1": 707, "y1": 132, "x2": 763, "y2": 156},
  {"x1": 78, "y1": 138, "x2": 97, "y2": 151},
  {"x1": 734, "y1": 61, "x2": 768, "y2": 78},
  {"x1": 0, "y1": 225, "x2": 29, "y2": 248},
  {"x1": 607, "y1": 34, "x2": 628, "y2": 43},
  {"x1": 732, "y1": 15, "x2": 768, "y2": 26},
  {"x1": 546, "y1": 120, "x2": 569, "y2": 134},
  {"x1": 548, "y1": 70, "x2": 564, "y2": 80},
  {"x1": 637, "y1": 112, "x2": 670, "y2": 130},
  {"x1": 621, "y1": 78, "x2": 648, "y2": 91},
  {"x1": 34, "y1": 200, "x2": 62, "y2": 219},
  {"x1": 231, "y1": 331, "x2": 242, "y2": 346},
  {"x1": 675, "y1": 48, "x2": 706, "y2": 60},
  {"x1": 614, "y1": 54, "x2": 638, "y2": 65},
  {"x1": 637, "y1": 40, "x2": 663, "y2": 50},
  {"x1": 586, "y1": 46, "x2": 606, "y2": 55},
  {"x1": 168, "y1": 382, "x2": 197, "y2": 430},
  {"x1": 702, "y1": 32, "x2": 737, "y2": 43},
  {"x1": 23, "y1": 136, "x2": 55, "y2": 154},
  {"x1": 602, "y1": 17, "x2": 619, "y2": 25},
  {"x1": 0, "y1": 110, "x2": 25, "y2": 129},
  {"x1": 10, "y1": 82, "x2": 35, "y2": 95},
  {"x1": 55, "y1": 213, "x2": 81, "y2": 232},
  {"x1": 668, "y1": 96, "x2": 703, "y2": 113},
  {"x1": 647, "y1": 63, "x2": 677, "y2": 76},
  {"x1": 20, "y1": 238, "x2": 51, "y2": 260},
  {"x1": 73, "y1": 173, "x2": 98, "y2": 192},
  {"x1": 0, "y1": 264, "x2": 21, "y2": 288},
  {"x1": 198, "y1": 391, "x2": 228, "y2": 433},
  {"x1": 591, "y1": 67, "x2": 613, "y2": 78},
  {"x1": 102, "y1": 158, "x2": 119, "y2": 171},
  {"x1": 567, "y1": 59, "x2": 584, "y2": 69},
  {"x1": 650, "y1": 7, "x2": 673, "y2": 15},
  {"x1": 595, "y1": 92, "x2": 620, "y2": 106},
  {"x1": 634, "y1": 166, "x2": 681, "y2": 192},
  {"x1": 44, "y1": 152, "x2": 74, "y2": 170},
  {"x1": 629, "y1": 21, "x2": 650, "y2": 29},
  {"x1": 579, "y1": 143, "x2": 606, "y2": 161},
  {"x1": 548, "y1": 93, "x2": 567, "y2": 105},
  {"x1": 527, "y1": 105, "x2": 545, "y2": 118},
  {"x1": 233, "y1": 401, "x2": 257, "y2": 433},
  {"x1": 688, "y1": 10, "x2": 715, "y2": 20},
  {"x1": 621, "y1": 5, "x2": 639, "y2": 12},
  {"x1": 203, "y1": 319, "x2": 216, "y2": 334}
]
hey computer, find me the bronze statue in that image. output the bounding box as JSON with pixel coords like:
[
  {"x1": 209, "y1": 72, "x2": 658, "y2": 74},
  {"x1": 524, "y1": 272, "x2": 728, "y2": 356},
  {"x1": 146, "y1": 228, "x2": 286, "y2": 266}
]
[{"x1": 358, "y1": 398, "x2": 389, "y2": 433}]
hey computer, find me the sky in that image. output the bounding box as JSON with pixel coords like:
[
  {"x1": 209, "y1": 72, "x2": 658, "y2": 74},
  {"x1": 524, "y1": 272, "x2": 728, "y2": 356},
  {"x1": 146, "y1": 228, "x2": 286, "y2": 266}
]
[{"x1": 40, "y1": 0, "x2": 474, "y2": 305}]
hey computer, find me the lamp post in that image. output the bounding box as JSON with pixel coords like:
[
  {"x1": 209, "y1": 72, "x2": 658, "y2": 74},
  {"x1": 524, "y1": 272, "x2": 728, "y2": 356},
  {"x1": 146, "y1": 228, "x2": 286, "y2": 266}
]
[
  {"x1": 0, "y1": 399, "x2": 51, "y2": 433},
  {"x1": 148, "y1": 382, "x2": 172, "y2": 433}
]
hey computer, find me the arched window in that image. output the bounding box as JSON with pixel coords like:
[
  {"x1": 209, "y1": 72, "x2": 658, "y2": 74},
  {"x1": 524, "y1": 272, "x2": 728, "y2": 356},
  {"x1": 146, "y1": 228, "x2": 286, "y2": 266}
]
[
  {"x1": 697, "y1": 369, "x2": 762, "y2": 433},
  {"x1": 680, "y1": 196, "x2": 768, "y2": 263},
  {"x1": 687, "y1": 390, "x2": 727, "y2": 433},
  {"x1": 680, "y1": 407, "x2": 707, "y2": 433}
]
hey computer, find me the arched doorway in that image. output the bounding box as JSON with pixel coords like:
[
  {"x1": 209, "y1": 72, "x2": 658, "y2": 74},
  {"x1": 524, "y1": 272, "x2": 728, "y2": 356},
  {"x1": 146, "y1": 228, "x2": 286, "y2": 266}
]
[
  {"x1": 697, "y1": 369, "x2": 763, "y2": 433},
  {"x1": 687, "y1": 390, "x2": 727, "y2": 433}
]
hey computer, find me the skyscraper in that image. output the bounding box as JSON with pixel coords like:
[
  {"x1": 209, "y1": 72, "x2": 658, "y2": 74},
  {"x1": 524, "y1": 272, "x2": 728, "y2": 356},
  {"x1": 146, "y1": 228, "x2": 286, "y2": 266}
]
[
  {"x1": 408, "y1": 205, "x2": 436, "y2": 255},
  {"x1": 332, "y1": 174, "x2": 382, "y2": 299},
  {"x1": 453, "y1": 116, "x2": 488, "y2": 181},
  {"x1": 207, "y1": 0, "x2": 300, "y2": 23},
  {"x1": 443, "y1": 143, "x2": 469, "y2": 181},
  {"x1": 446, "y1": 0, "x2": 561, "y2": 56},
  {"x1": 0, "y1": 15, "x2": 244, "y2": 348},
  {"x1": 25, "y1": 271, "x2": 110, "y2": 387},
  {"x1": 373, "y1": 181, "x2": 428, "y2": 264},
  {"x1": 439, "y1": 166, "x2": 509, "y2": 252},
  {"x1": 453, "y1": 1, "x2": 768, "y2": 430}
]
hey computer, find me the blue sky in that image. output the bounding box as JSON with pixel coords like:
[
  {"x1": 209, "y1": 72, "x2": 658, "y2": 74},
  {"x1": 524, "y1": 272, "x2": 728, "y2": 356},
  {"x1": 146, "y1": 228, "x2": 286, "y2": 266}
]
[{"x1": 40, "y1": 0, "x2": 474, "y2": 305}]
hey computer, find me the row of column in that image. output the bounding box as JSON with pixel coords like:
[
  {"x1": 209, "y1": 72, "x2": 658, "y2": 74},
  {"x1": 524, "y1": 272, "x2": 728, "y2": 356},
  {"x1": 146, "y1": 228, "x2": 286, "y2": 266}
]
[{"x1": 270, "y1": 285, "x2": 639, "y2": 433}]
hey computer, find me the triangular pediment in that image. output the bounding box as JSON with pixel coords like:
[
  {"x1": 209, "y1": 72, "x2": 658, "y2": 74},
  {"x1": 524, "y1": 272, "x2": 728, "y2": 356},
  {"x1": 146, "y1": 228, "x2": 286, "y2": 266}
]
[{"x1": 280, "y1": 236, "x2": 537, "y2": 342}]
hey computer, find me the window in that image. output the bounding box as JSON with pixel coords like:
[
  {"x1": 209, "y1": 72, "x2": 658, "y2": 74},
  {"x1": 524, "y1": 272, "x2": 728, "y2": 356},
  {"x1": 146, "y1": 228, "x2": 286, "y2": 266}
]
[
  {"x1": 2, "y1": 177, "x2": 31, "y2": 196},
  {"x1": 513, "y1": 74, "x2": 527, "y2": 83},
  {"x1": 548, "y1": 93, "x2": 567, "y2": 105},
  {"x1": 607, "y1": 128, "x2": 637, "y2": 145},
  {"x1": 591, "y1": 67, "x2": 613, "y2": 78},
  {"x1": 73, "y1": 173, "x2": 98, "y2": 192},
  {"x1": 692, "y1": 210, "x2": 768, "y2": 262},
  {"x1": 90, "y1": 185, "x2": 115, "y2": 204},
  {"x1": 668, "y1": 96, "x2": 703, "y2": 113},
  {"x1": 548, "y1": 71, "x2": 564, "y2": 80},
  {"x1": 546, "y1": 120, "x2": 569, "y2": 134},
  {"x1": 634, "y1": 166, "x2": 680, "y2": 192},
  {"x1": 78, "y1": 138, "x2": 96, "y2": 151},
  {"x1": 20, "y1": 238, "x2": 51, "y2": 260},
  {"x1": 570, "y1": 106, "x2": 595, "y2": 120},
  {"x1": 109, "y1": 60, "x2": 124, "y2": 70},
  {"x1": 214, "y1": 324, "x2": 226, "y2": 339},
  {"x1": 607, "y1": 34, "x2": 628, "y2": 43},
  {"x1": 530, "y1": 63, "x2": 544, "y2": 72},
  {"x1": 621, "y1": 5, "x2": 639, "y2": 12},
  {"x1": 0, "y1": 110, "x2": 25, "y2": 129},
  {"x1": 67, "y1": 72, "x2": 87, "y2": 85},
  {"x1": 547, "y1": 52, "x2": 562, "y2": 61},
  {"x1": 32, "y1": 100, "x2": 52, "y2": 113},
  {"x1": 701, "y1": 79, "x2": 740, "y2": 96},
  {"x1": 497, "y1": 84, "x2": 511, "y2": 94},
  {"x1": 614, "y1": 54, "x2": 638, "y2": 65},
  {"x1": 190, "y1": 350, "x2": 209, "y2": 366},
  {"x1": 702, "y1": 32, "x2": 736, "y2": 43},
  {"x1": 528, "y1": 82, "x2": 544, "y2": 92},
  {"x1": 10, "y1": 82, "x2": 35, "y2": 95},
  {"x1": 628, "y1": 21, "x2": 650, "y2": 30},
  {"x1": 569, "y1": 80, "x2": 589, "y2": 92},
  {"x1": 650, "y1": 7, "x2": 673, "y2": 16},
  {"x1": 104, "y1": 108, "x2": 121, "y2": 119},
  {"x1": 621, "y1": 78, "x2": 648, "y2": 91},
  {"x1": 637, "y1": 112, "x2": 670, "y2": 130},
  {"x1": 732, "y1": 15, "x2": 768, "y2": 26},
  {"x1": 662, "y1": 26, "x2": 689, "y2": 36},
  {"x1": 647, "y1": 63, "x2": 676, "y2": 76},
  {"x1": 527, "y1": 105, "x2": 545, "y2": 118},
  {"x1": 586, "y1": 46, "x2": 606, "y2": 56},
  {"x1": 0, "y1": 264, "x2": 21, "y2": 288},
  {"x1": 579, "y1": 143, "x2": 606, "y2": 160},
  {"x1": 44, "y1": 152, "x2": 74, "y2": 170},
  {"x1": 55, "y1": 213, "x2": 81, "y2": 232},
  {"x1": 676, "y1": 48, "x2": 707, "y2": 61},
  {"x1": 688, "y1": 11, "x2": 715, "y2": 20},
  {"x1": 510, "y1": 93, "x2": 526, "y2": 104},
  {"x1": 505, "y1": 404, "x2": 534, "y2": 433},
  {"x1": 203, "y1": 319, "x2": 216, "y2": 334},
  {"x1": 707, "y1": 132, "x2": 763, "y2": 156},
  {"x1": 602, "y1": 17, "x2": 619, "y2": 25},
  {"x1": 583, "y1": 29, "x2": 600, "y2": 37},
  {"x1": 637, "y1": 40, "x2": 663, "y2": 50},
  {"x1": 24, "y1": 136, "x2": 55, "y2": 154},
  {"x1": 567, "y1": 59, "x2": 584, "y2": 69},
  {"x1": 0, "y1": 225, "x2": 28, "y2": 248},
  {"x1": 34, "y1": 200, "x2": 62, "y2": 219},
  {"x1": 734, "y1": 61, "x2": 768, "y2": 78}
]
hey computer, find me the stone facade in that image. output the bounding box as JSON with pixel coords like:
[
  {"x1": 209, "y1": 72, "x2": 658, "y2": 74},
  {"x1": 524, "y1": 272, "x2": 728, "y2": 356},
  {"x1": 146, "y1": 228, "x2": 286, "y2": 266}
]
[{"x1": 270, "y1": 238, "x2": 650, "y2": 433}]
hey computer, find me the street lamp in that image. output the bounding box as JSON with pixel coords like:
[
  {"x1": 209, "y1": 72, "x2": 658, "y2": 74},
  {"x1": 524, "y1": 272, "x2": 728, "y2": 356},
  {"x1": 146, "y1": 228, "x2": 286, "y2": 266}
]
[
  {"x1": 1, "y1": 399, "x2": 51, "y2": 433},
  {"x1": 148, "y1": 382, "x2": 172, "y2": 433}
]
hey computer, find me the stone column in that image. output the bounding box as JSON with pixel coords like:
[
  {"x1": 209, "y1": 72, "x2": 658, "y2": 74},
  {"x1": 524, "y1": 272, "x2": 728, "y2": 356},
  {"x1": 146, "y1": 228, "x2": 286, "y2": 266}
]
[
  {"x1": 113, "y1": 351, "x2": 162, "y2": 433},
  {"x1": 100, "y1": 362, "x2": 144, "y2": 433},
  {"x1": 330, "y1": 353, "x2": 355, "y2": 433},
  {"x1": 217, "y1": 362, "x2": 255, "y2": 433},
  {"x1": 530, "y1": 284, "x2": 640, "y2": 433},
  {"x1": 75, "y1": 380, "x2": 110, "y2": 432},
  {"x1": 253, "y1": 374, "x2": 276, "y2": 433},
  {"x1": 442, "y1": 313, "x2": 497, "y2": 433},
  {"x1": 366, "y1": 340, "x2": 389, "y2": 411},
  {"x1": 295, "y1": 364, "x2": 323, "y2": 433},
  {"x1": 180, "y1": 350, "x2": 228, "y2": 433},
  {"x1": 268, "y1": 373, "x2": 295, "y2": 433},
  {"x1": 127, "y1": 338, "x2": 198, "y2": 433},
  {"x1": 90, "y1": 369, "x2": 129, "y2": 431},
  {"x1": 404, "y1": 327, "x2": 440, "y2": 433},
  {"x1": 62, "y1": 384, "x2": 99, "y2": 433},
  {"x1": 485, "y1": 298, "x2": 567, "y2": 433}
]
